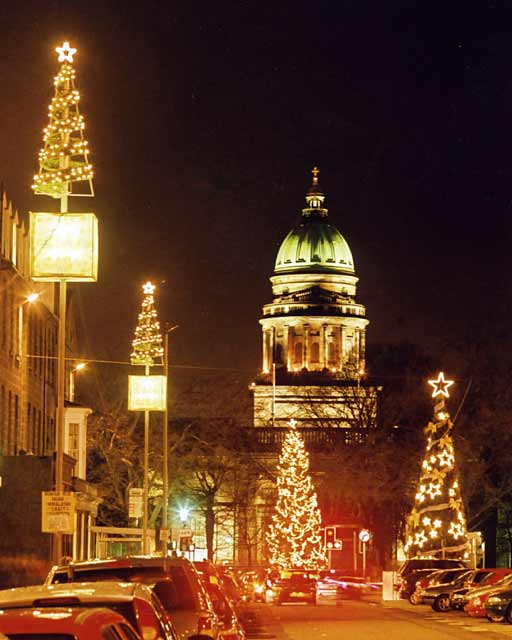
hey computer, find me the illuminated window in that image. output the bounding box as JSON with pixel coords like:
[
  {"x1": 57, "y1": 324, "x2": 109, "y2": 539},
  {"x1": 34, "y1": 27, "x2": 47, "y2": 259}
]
[
  {"x1": 294, "y1": 342, "x2": 302, "y2": 365},
  {"x1": 68, "y1": 422, "x2": 80, "y2": 468}
]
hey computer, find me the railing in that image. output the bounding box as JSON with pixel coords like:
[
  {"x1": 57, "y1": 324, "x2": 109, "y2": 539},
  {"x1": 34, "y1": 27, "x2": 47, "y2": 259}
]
[{"x1": 247, "y1": 427, "x2": 370, "y2": 452}]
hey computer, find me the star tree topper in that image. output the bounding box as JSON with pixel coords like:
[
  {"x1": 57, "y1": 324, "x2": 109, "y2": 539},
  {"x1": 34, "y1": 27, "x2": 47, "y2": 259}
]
[
  {"x1": 428, "y1": 372, "x2": 454, "y2": 398},
  {"x1": 56, "y1": 41, "x2": 77, "y2": 63}
]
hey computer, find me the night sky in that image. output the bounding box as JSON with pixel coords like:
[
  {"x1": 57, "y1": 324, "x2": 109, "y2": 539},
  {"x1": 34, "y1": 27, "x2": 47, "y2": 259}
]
[{"x1": 1, "y1": 1, "x2": 511, "y2": 384}]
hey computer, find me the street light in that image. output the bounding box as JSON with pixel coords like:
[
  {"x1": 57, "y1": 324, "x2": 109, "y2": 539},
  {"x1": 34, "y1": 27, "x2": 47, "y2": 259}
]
[{"x1": 161, "y1": 323, "x2": 178, "y2": 553}]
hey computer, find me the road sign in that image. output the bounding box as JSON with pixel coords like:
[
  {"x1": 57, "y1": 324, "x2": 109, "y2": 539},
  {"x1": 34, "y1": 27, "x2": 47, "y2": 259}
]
[
  {"x1": 128, "y1": 488, "x2": 144, "y2": 519},
  {"x1": 41, "y1": 491, "x2": 76, "y2": 534}
]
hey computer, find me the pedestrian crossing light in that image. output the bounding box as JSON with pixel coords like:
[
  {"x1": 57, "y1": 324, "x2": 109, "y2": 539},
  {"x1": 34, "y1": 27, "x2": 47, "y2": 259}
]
[{"x1": 325, "y1": 526, "x2": 336, "y2": 549}]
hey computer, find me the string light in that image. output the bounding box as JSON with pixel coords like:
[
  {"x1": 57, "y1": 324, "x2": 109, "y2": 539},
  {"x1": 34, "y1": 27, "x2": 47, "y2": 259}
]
[
  {"x1": 406, "y1": 372, "x2": 469, "y2": 557},
  {"x1": 131, "y1": 281, "x2": 164, "y2": 366},
  {"x1": 32, "y1": 44, "x2": 93, "y2": 198},
  {"x1": 266, "y1": 419, "x2": 327, "y2": 570}
]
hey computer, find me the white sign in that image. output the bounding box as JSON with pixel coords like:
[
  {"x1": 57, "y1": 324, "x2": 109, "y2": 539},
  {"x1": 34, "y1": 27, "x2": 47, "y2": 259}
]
[
  {"x1": 129, "y1": 488, "x2": 144, "y2": 519},
  {"x1": 42, "y1": 491, "x2": 76, "y2": 534}
]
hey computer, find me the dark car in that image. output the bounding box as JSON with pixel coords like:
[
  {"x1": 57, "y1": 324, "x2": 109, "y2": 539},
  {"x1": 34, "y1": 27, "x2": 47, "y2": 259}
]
[
  {"x1": 485, "y1": 588, "x2": 512, "y2": 623},
  {"x1": 396, "y1": 568, "x2": 440, "y2": 600},
  {"x1": 395, "y1": 558, "x2": 466, "y2": 600},
  {"x1": 46, "y1": 556, "x2": 219, "y2": 640},
  {"x1": 275, "y1": 574, "x2": 317, "y2": 605}
]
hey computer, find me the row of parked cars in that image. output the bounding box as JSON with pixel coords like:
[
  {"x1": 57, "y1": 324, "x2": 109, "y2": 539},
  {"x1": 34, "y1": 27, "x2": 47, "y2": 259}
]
[
  {"x1": 0, "y1": 555, "x2": 247, "y2": 640},
  {"x1": 396, "y1": 557, "x2": 512, "y2": 625}
]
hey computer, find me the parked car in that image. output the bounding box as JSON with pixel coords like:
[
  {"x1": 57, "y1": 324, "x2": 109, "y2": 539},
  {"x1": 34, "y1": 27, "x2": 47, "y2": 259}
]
[
  {"x1": 0, "y1": 581, "x2": 179, "y2": 640},
  {"x1": 419, "y1": 571, "x2": 475, "y2": 611},
  {"x1": 396, "y1": 568, "x2": 441, "y2": 601},
  {"x1": 449, "y1": 569, "x2": 499, "y2": 610},
  {"x1": 397, "y1": 558, "x2": 466, "y2": 580},
  {"x1": 485, "y1": 587, "x2": 512, "y2": 623},
  {"x1": 274, "y1": 573, "x2": 317, "y2": 605},
  {"x1": 410, "y1": 568, "x2": 471, "y2": 605},
  {"x1": 46, "y1": 556, "x2": 219, "y2": 640},
  {"x1": 201, "y1": 581, "x2": 246, "y2": 640},
  {"x1": 465, "y1": 571, "x2": 512, "y2": 618},
  {"x1": 0, "y1": 605, "x2": 142, "y2": 640}
]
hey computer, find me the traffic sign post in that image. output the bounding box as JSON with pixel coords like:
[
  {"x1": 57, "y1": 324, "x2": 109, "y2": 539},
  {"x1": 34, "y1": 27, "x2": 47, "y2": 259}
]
[
  {"x1": 358, "y1": 529, "x2": 371, "y2": 577},
  {"x1": 128, "y1": 488, "x2": 144, "y2": 520}
]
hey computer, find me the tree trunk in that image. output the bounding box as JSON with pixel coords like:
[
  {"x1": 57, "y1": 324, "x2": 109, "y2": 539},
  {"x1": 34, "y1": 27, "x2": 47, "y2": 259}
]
[{"x1": 205, "y1": 494, "x2": 215, "y2": 561}]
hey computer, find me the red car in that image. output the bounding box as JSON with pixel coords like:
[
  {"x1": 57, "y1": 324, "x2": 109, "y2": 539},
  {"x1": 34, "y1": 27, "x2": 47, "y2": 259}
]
[
  {"x1": 0, "y1": 605, "x2": 142, "y2": 639},
  {"x1": 465, "y1": 570, "x2": 512, "y2": 617}
]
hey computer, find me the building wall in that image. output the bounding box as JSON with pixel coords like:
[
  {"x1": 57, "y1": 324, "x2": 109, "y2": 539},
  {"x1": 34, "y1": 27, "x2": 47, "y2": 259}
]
[{"x1": 0, "y1": 189, "x2": 59, "y2": 456}]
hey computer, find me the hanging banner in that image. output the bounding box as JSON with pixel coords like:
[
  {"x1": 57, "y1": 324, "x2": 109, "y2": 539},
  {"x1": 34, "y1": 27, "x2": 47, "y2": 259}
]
[
  {"x1": 30, "y1": 212, "x2": 98, "y2": 281},
  {"x1": 128, "y1": 375, "x2": 167, "y2": 411}
]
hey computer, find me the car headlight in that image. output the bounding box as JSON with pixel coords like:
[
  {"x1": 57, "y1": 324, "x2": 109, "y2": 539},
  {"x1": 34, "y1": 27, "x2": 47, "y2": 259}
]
[{"x1": 487, "y1": 596, "x2": 503, "y2": 605}]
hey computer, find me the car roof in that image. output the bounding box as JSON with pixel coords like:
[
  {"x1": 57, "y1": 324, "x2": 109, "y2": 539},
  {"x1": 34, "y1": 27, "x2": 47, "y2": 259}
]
[
  {"x1": 0, "y1": 606, "x2": 130, "y2": 631},
  {"x1": 0, "y1": 581, "x2": 150, "y2": 607},
  {"x1": 52, "y1": 555, "x2": 192, "y2": 572}
]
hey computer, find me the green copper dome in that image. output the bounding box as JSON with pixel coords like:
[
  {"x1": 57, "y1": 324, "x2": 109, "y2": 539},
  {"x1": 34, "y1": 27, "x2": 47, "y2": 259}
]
[{"x1": 274, "y1": 168, "x2": 355, "y2": 274}]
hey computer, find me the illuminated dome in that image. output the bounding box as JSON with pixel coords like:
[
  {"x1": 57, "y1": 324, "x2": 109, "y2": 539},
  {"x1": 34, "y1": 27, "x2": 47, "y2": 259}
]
[{"x1": 274, "y1": 169, "x2": 354, "y2": 275}]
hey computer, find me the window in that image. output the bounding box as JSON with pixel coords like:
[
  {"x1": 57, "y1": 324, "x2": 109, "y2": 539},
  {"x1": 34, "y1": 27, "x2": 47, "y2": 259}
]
[
  {"x1": 294, "y1": 342, "x2": 302, "y2": 366},
  {"x1": 311, "y1": 342, "x2": 320, "y2": 363},
  {"x1": 68, "y1": 422, "x2": 80, "y2": 464}
]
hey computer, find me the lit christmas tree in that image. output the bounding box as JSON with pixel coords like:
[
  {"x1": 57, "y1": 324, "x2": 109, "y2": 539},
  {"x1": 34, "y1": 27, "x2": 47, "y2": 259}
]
[
  {"x1": 32, "y1": 41, "x2": 93, "y2": 198},
  {"x1": 405, "y1": 372, "x2": 470, "y2": 558},
  {"x1": 131, "y1": 281, "x2": 164, "y2": 366},
  {"x1": 266, "y1": 419, "x2": 327, "y2": 569}
]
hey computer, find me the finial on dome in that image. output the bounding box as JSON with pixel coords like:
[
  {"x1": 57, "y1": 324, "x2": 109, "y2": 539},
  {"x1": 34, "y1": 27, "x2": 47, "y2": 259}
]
[{"x1": 304, "y1": 166, "x2": 327, "y2": 216}]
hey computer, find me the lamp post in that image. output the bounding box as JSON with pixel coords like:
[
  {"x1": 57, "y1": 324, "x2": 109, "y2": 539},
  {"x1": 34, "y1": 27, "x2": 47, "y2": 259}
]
[
  {"x1": 161, "y1": 324, "x2": 178, "y2": 553},
  {"x1": 30, "y1": 42, "x2": 97, "y2": 563}
]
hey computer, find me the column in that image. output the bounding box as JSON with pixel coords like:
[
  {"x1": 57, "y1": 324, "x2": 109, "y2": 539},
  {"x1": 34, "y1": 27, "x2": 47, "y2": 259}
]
[
  {"x1": 359, "y1": 329, "x2": 366, "y2": 370},
  {"x1": 270, "y1": 327, "x2": 275, "y2": 367},
  {"x1": 285, "y1": 326, "x2": 292, "y2": 371},
  {"x1": 262, "y1": 329, "x2": 269, "y2": 372},
  {"x1": 321, "y1": 324, "x2": 328, "y2": 369}
]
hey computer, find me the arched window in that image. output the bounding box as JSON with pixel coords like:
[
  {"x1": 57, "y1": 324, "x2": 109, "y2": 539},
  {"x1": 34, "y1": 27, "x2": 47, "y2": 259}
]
[
  {"x1": 311, "y1": 342, "x2": 320, "y2": 363},
  {"x1": 294, "y1": 342, "x2": 303, "y2": 367}
]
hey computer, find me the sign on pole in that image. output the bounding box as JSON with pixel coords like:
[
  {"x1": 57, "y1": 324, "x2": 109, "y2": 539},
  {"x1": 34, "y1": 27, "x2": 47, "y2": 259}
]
[
  {"x1": 42, "y1": 491, "x2": 76, "y2": 534},
  {"x1": 129, "y1": 488, "x2": 144, "y2": 519}
]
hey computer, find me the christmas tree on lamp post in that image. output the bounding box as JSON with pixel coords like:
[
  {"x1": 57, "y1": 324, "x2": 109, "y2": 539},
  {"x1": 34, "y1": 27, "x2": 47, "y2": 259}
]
[
  {"x1": 30, "y1": 41, "x2": 98, "y2": 563},
  {"x1": 266, "y1": 419, "x2": 327, "y2": 570},
  {"x1": 405, "y1": 372, "x2": 470, "y2": 560},
  {"x1": 128, "y1": 281, "x2": 165, "y2": 554}
]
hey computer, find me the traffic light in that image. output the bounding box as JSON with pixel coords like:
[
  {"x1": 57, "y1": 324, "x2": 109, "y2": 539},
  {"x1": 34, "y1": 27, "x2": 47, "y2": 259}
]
[{"x1": 325, "y1": 526, "x2": 336, "y2": 549}]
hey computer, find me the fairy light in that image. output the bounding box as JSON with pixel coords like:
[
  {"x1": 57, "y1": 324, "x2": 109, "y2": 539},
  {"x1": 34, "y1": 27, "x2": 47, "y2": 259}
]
[
  {"x1": 32, "y1": 44, "x2": 93, "y2": 198},
  {"x1": 266, "y1": 419, "x2": 327, "y2": 570},
  {"x1": 130, "y1": 281, "x2": 164, "y2": 366},
  {"x1": 406, "y1": 372, "x2": 469, "y2": 558}
]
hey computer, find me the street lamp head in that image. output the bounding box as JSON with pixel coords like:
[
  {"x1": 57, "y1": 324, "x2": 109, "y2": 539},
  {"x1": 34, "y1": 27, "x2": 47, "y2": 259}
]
[
  {"x1": 178, "y1": 505, "x2": 190, "y2": 523},
  {"x1": 26, "y1": 292, "x2": 40, "y2": 303},
  {"x1": 74, "y1": 362, "x2": 87, "y2": 371}
]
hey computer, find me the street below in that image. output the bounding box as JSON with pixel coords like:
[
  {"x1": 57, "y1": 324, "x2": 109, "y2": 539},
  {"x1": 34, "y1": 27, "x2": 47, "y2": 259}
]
[{"x1": 241, "y1": 600, "x2": 512, "y2": 640}]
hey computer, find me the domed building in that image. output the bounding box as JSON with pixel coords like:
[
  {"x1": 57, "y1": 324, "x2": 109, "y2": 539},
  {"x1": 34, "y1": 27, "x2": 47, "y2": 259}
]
[{"x1": 252, "y1": 168, "x2": 378, "y2": 430}]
